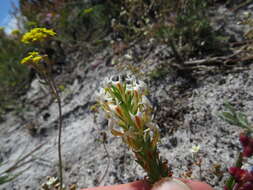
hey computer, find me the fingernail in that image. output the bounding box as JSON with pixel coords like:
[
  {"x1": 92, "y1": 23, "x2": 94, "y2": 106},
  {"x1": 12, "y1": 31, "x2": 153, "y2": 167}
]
[{"x1": 152, "y1": 178, "x2": 191, "y2": 190}]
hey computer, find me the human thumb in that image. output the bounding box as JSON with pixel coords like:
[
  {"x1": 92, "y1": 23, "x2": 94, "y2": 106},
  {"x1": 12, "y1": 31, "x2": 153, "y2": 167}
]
[{"x1": 151, "y1": 178, "x2": 213, "y2": 190}]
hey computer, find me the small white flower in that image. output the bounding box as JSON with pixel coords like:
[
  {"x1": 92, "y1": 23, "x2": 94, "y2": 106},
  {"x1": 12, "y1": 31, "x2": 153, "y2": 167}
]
[
  {"x1": 108, "y1": 104, "x2": 117, "y2": 112},
  {"x1": 124, "y1": 54, "x2": 133, "y2": 60},
  {"x1": 46, "y1": 176, "x2": 57, "y2": 186},
  {"x1": 243, "y1": 11, "x2": 250, "y2": 17},
  {"x1": 120, "y1": 10, "x2": 127, "y2": 16},
  {"x1": 111, "y1": 19, "x2": 116, "y2": 27},
  {"x1": 137, "y1": 80, "x2": 147, "y2": 92},
  {"x1": 141, "y1": 96, "x2": 151, "y2": 107},
  {"x1": 145, "y1": 18, "x2": 150, "y2": 24},
  {"x1": 190, "y1": 145, "x2": 200, "y2": 154},
  {"x1": 125, "y1": 73, "x2": 135, "y2": 81},
  {"x1": 108, "y1": 119, "x2": 117, "y2": 129},
  {"x1": 149, "y1": 38, "x2": 155, "y2": 43},
  {"x1": 96, "y1": 87, "x2": 112, "y2": 103},
  {"x1": 126, "y1": 84, "x2": 134, "y2": 92}
]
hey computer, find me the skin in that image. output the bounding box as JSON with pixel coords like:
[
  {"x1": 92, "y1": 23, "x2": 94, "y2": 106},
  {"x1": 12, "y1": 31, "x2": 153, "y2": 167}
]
[{"x1": 82, "y1": 179, "x2": 214, "y2": 190}]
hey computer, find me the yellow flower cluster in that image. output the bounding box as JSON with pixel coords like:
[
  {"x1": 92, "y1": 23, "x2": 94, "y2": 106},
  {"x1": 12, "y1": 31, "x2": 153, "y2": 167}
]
[
  {"x1": 21, "y1": 52, "x2": 43, "y2": 65},
  {"x1": 83, "y1": 8, "x2": 93, "y2": 14},
  {"x1": 21, "y1": 27, "x2": 56, "y2": 44}
]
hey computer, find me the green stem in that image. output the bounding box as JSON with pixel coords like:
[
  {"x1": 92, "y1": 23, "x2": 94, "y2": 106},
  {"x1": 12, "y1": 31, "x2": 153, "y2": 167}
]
[
  {"x1": 134, "y1": 136, "x2": 170, "y2": 184},
  {"x1": 44, "y1": 70, "x2": 63, "y2": 190},
  {"x1": 50, "y1": 78, "x2": 63, "y2": 190}
]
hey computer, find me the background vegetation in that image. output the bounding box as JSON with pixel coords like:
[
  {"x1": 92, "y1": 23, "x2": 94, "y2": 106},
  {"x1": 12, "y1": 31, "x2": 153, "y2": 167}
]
[
  {"x1": 0, "y1": 29, "x2": 29, "y2": 116},
  {"x1": 0, "y1": 0, "x2": 250, "y2": 115}
]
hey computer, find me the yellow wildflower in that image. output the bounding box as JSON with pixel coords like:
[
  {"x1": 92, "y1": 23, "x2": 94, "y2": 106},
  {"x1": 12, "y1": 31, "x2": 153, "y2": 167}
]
[
  {"x1": 21, "y1": 52, "x2": 43, "y2": 65},
  {"x1": 83, "y1": 8, "x2": 93, "y2": 14},
  {"x1": 21, "y1": 27, "x2": 56, "y2": 44}
]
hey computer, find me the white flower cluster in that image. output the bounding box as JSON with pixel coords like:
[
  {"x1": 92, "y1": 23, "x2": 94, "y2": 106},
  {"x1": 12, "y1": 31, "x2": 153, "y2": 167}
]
[
  {"x1": 97, "y1": 74, "x2": 156, "y2": 139},
  {"x1": 41, "y1": 176, "x2": 60, "y2": 190},
  {"x1": 97, "y1": 74, "x2": 149, "y2": 110},
  {"x1": 96, "y1": 75, "x2": 169, "y2": 184},
  {"x1": 97, "y1": 74, "x2": 147, "y2": 99}
]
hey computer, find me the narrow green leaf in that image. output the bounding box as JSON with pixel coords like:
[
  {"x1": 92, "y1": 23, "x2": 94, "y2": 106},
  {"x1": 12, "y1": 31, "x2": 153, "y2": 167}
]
[
  {"x1": 224, "y1": 102, "x2": 236, "y2": 115},
  {"x1": 236, "y1": 112, "x2": 250, "y2": 128},
  {"x1": 110, "y1": 85, "x2": 123, "y2": 102},
  {"x1": 219, "y1": 112, "x2": 238, "y2": 125}
]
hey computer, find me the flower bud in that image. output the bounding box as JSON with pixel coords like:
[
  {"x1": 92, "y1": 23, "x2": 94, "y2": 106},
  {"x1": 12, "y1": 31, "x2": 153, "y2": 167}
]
[
  {"x1": 240, "y1": 133, "x2": 250, "y2": 147},
  {"x1": 243, "y1": 146, "x2": 253, "y2": 157},
  {"x1": 229, "y1": 167, "x2": 239, "y2": 176}
]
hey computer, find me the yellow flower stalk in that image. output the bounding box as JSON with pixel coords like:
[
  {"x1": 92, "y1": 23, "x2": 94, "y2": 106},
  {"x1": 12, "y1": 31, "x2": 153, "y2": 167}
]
[
  {"x1": 20, "y1": 49, "x2": 64, "y2": 190},
  {"x1": 21, "y1": 27, "x2": 56, "y2": 44},
  {"x1": 97, "y1": 75, "x2": 171, "y2": 184},
  {"x1": 20, "y1": 26, "x2": 63, "y2": 189}
]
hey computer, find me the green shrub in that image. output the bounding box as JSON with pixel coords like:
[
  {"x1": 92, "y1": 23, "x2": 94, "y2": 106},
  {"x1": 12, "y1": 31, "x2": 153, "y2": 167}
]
[
  {"x1": 55, "y1": 2, "x2": 111, "y2": 43},
  {"x1": 20, "y1": 0, "x2": 112, "y2": 44},
  {"x1": 0, "y1": 31, "x2": 29, "y2": 114},
  {"x1": 151, "y1": 0, "x2": 223, "y2": 57}
]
